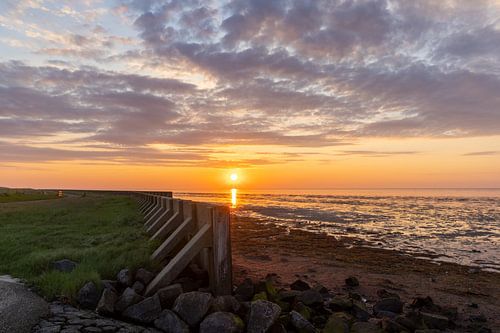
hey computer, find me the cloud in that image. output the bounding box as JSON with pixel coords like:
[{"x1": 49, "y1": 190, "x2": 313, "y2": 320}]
[{"x1": 0, "y1": 0, "x2": 499, "y2": 166}]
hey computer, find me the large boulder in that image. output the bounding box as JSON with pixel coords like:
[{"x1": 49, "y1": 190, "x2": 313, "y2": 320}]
[
  {"x1": 247, "y1": 300, "x2": 281, "y2": 333},
  {"x1": 156, "y1": 284, "x2": 183, "y2": 309},
  {"x1": 122, "y1": 295, "x2": 162, "y2": 324},
  {"x1": 323, "y1": 313, "x2": 351, "y2": 333},
  {"x1": 373, "y1": 298, "x2": 404, "y2": 315},
  {"x1": 96, "y1": 288, "x2": 118, "y2": 315},
  {"x1": 173, "y1": 291, "x2": 213, "y2": 326},
  {"x1": 52, "y1": 259, "x2": 77, "y2": 273},
  {"x1": 289, "y1": 310, "x2": 316, "y2": 333},
  {"x1": 117, "y1": 268, "x2": 133, "y2": 287},
  {"x1": 154, "y1": 309, "x2": 190, "y2": 333},
  {"x1": 76, "y1": 282, "x2": 100, "y2": 310},
  {"x1": 200, "y1": 312, "x2": 244, "y2": 333},
  {"x1": 115, "y1": 287, "x2": 144, "y2": 313},
  {"x1": 132, "y1": 281, "x2": 145, "y2": 295},
  {"x1": 135, "y1": 268, "x2": 155, "y2": 285}
]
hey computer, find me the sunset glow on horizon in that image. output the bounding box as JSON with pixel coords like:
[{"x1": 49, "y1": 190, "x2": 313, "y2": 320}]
[{"x1": 1, "y1": 1, "x2": 499, "y2": 191}]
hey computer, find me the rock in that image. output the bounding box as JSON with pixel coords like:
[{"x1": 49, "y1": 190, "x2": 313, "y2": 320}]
[
  {"x1": 252, "y1": 291, "x2": 268, "y2": 301},
  {"x1": 381, "y1": 317, "x2": 407, "y2": 333},
  {"x1": 210, "y1": 295, "x2": 241, "y2": 313},
  {"x1": 350, "y1": 321, "x2": 383, "y2": 333},
  {"x1": 76, "y1": 282, "x2": 100, "y2": 309},
  {"x1": 52, "y1": 259, "x2": 78, "y2": 273},
  {"x1": 298, "y1": 289, "x2": 323, "y2": 306},
  {"x1": 247, "y1": 300, "x2": 281, "y2": 333},
  {"x1": 289, "y1": 310, "x2": 316, "y2": 333},
  {"x1": 395, "y1": 313, "x2": 421, "y2": 332},
  {"x1": 373, "y1": 297, "x2": 404, "y2": 315},
  {"x1": 374, "y1": 310, "x2": 397, "y2": 319},
  {"x1": 117, "y1": 268, "x2": 133, "y2": 287},
  {"x1": 154, "y1": 309, "x2": 190, "y2": 333},
  {"x1": 122, "y1": 295, "x2": 162, "y2": 324},
  {"x1": 101, "y1": 280, "x2": 118, "y2": 293},
  {"x1": 200, "y1": 312, "x2": 244, "y2": 333},
  {"x1": 328, "y1": 295, "x2": 353, "y2": 311},
  {"x1": 323, "y1": 313, "x2": 351, "y2": 333},
  {"x1": 135, "y1": 268, "x2": 155, "y2": 285},
  {"x1": 421, "y1": 312, "x2": 449, "y2": 330},
  {"x1": 376, "y1": 289, "x2": 399, "y2": 299},
  {"x1": 290, "y1": 279, "x2": 311, "y2": 291},
  {"x1": 173, "y1": 291, "x2": 213, "y2": 326},
  {"x1": 470, "y1": 314, "x2": 487, "y2": 322},
  {"x1": 352, "y1": 300, "x2": 370, "y2": 322},
  {"x1": 293, "y1": 302, "x2": 312, "y2": 320},
  {"x1": 234, "y1": 278, "x2": 255, "y2": 301},
  {"x1": 132, "y1": 281, "x2": 145, "y2": 294},
  {"x1": 115, "y1": 287, "x2": 144, "y2": 313},
  {"x1": 96, "y1": 288, "x2": 118, "y2": 315},
  {"x1": 156, "y1": 284, "x2": 183, "y2": 308},
  {"x1": 173, "y1": 276, "x2": 202, "y2": 292},
  {"x1": 277, "y1": 290, "x2": 301, "y2": 303},
  {"x1": 345, "y1": 276, "x2": 359, "y2": 287},
  {"x1": 82, "y1": 328, "x2": 101, "y2": 333}
]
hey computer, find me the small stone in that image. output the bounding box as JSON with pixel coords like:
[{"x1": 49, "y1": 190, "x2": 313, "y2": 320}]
[
  {"x1": 421, "y1": 312, "x2": 449, "y2": 330},
  {"x1": 76, "y1": 282, "x2": 100, "y2": 310},
  {"x1": 132, "y1": 281, "x2": 145, "y2": 295},
  {"x1": 289, "y1": 310, "x2": 316, "y2": 333},
  {"x1": 350, "y1": 321, "x2": 382, "y2": 333},
  {"x1": 247, "y1": 300, "x2": 281, "y2": 333},
  {"x1": 173, "y1": 291, "x2": 213, "y2": 326},
  {"x1": 234, "y1": 278, "x2": 255, "y2": 301},
  {"x1": 373, "y1": 297, "x2": 404, "y2": 315},
  {"x1": 352, "y1": 300, "x2": 370, "y2": 321},
  {"x1": 115, "y1": 287, "x2": 144, "y2": 313},
  {"x1": 52, "y1": 259, "x2": 78, "y2": 273},
  {"x1": 101, "y1": 280, "x2": 118, "y2": 293},
  {"x1": 375, "y1": 310, "x2": 397, "y2": 319},
  {"x1": 210, "y1": 295, "x2": 241, "y2": 313},
  {"x1": 97, "y1": 288, "x2": 118, "y2": 315},
  {"x1": 345, "y1": 276, "x2": 359, "y2": 287},
  {"x1": 298, "y1": 289, "x2": 323, "y2": 306},
  {"x1": 381, "y1": 317, "x2": 407, "y2": 333},
  {"x1": 156, "y1": 284, "x2": 183, "y2": 308},
  {"x1": 199, "y1": 312, "x2": 244, "y2": 333},
  {"x1": 82, "y1": 328, "x2": 102, "y2": 333},
  {"x1": 154, "y1": 309, "x2": 190, "y2": 333},
  {"x1": 135, "y1": 268, "x2": 155, "y2": 285},
  {"x1": 290, "y1": 279, "x2": 311, "y2": 291},
  {"x1": 277, "y1": 290, "x2": 301, "y2": 303},
  {"x1": 122, "y1": 295, "x2": 162, "y2": 324},
  {"x1": 117, "y1": 268, "x2": 133, "y2": 287}
]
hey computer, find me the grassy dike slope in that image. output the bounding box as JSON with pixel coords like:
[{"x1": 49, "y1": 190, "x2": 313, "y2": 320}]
[{"x1": 0, "y1": 194, "x2": 156, "y2": 300}]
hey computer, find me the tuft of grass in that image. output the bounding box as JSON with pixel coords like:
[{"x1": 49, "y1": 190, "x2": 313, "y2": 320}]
[{"x1": 0, "y1": 194, "x2": 157, "y2": 301}]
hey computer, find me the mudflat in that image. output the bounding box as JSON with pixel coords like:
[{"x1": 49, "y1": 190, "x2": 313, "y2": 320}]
[{"x1": 231, "y1": 216, "x2": 500, "y2": 331}]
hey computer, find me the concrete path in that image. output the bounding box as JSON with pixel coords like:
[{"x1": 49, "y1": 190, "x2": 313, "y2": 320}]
[{"x1": 0, "y1": 276, "x2": 49, "y2": 333}]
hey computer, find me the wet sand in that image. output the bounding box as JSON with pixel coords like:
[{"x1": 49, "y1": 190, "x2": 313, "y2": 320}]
[{"x1": 231, "y1": 216, "x2": 500, "y2": 331}]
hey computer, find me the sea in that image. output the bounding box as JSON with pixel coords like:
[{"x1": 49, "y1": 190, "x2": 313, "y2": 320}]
[{"x1": 175, "y1": 189, "x2": 500, "y2": 273}]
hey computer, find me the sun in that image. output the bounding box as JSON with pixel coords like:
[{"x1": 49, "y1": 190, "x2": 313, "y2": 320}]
[{"x1": 230, "y1": 173, "x2": 238, "y2": 182}]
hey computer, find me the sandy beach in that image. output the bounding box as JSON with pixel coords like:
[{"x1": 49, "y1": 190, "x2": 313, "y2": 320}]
[{"x1": 231, "y1": 215, "x2": 500, "y2": 331}]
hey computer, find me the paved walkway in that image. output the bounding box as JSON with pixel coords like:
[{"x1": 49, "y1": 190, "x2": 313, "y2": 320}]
[{"x1": 0, "y1": 277, "x2": 49, "y2": 333}]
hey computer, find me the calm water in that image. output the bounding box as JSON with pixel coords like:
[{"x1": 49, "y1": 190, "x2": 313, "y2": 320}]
[{"x1": 175, "y1": 189, "x2": 500, "y2": 272}]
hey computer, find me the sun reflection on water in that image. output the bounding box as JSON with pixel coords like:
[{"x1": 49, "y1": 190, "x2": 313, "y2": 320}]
[{"x1": 231, "y1": 188, "x2": 237, "y2": 207}]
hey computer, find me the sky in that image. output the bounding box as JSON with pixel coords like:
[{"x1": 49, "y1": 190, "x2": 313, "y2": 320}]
[{"x1": 0, "y1": 0, "x2": 499, "y2": 191}]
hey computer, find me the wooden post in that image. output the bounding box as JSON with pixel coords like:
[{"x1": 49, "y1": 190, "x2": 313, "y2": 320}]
[
  {"x1": 145, "y1": 196, "x2": 167, "y2": 226},
  {"x1": 146, "y1": 198, "x2": 173, "y2": 234},
  {"x1": 211, "y1": 205, "x2": 232, "y2": 295}
]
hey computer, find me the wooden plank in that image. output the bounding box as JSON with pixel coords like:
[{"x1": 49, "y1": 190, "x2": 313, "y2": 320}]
[
  {"x1": 145, "y1": 222, "x2": 212, "y2": 296},
  {"x1": 150, "y1": 199, "x2": 183, "y2": 242},
  {"x1": 212, "y1": 205, "x2": 233, "y2": 295},
  {"x1": 144, "y1": 196, "x2": 161, "y2": 220},
  {"x1": 142, "y1": 195, "x2": 157, "y2": 216},
  {"x1": 145, "y1": 196, "x2": 167, "y2": 226},
  {"x1": 151, "y1": 201, "x2": 195, "y2": 262},
  {"x1": 146, "y1": 198, "x2": 173, "y2": 234},
  {"x1": 140, "y1": 195, "x2": 153, "y2": 213}
]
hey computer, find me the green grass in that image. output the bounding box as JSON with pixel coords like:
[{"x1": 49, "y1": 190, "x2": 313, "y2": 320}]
[
  {"x1": 0, "y1": 194, "x2": 157, "y2": 300},
  {"x1": 0, "y1": 191, "x2": 59, "y2": 203}
]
